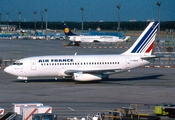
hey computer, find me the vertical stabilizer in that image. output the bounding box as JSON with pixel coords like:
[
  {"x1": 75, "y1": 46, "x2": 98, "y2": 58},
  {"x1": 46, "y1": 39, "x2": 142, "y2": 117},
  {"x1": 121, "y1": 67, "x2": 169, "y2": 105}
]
[
  {"x1": 62, "y1": 23, "x2": 76, "y2": 36},
  {"x1": 122, "y1": 22, "x2": 159, "y2": 56}
]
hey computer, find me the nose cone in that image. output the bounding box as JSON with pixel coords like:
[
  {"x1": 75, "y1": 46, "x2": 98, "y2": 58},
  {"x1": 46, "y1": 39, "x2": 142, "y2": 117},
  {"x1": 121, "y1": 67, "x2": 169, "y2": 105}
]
[{"x1": 4, "y1": 66, "x2": 11, "y2": 74}]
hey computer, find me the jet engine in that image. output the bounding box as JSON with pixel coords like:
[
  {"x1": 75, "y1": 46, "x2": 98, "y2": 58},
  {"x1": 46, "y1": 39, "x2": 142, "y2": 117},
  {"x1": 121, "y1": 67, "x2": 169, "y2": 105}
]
[{"x1": 73, "y1": 73, "x2": 102, "y2": 81}]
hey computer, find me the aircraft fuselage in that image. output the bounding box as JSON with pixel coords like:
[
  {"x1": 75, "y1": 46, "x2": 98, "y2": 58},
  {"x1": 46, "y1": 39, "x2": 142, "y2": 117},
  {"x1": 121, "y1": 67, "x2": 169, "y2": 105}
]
[{"x1": 5, "y1": 55, "x2": 152, "y2": 79}]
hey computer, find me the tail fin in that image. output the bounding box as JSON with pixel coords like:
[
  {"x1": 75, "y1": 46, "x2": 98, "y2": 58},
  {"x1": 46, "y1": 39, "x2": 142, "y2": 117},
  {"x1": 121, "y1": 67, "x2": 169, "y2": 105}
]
[
  {"x1": 122, "y1": 22, "x2": 159, "y2": 56},
  {"x1": 62, "y1": 23, "x2": 76, "y2": 36}
]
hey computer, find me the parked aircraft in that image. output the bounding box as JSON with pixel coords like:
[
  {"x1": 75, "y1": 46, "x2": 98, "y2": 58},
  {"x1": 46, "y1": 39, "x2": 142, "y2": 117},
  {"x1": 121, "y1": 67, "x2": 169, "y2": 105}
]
[
  {"x1": 4, "y1": 22, "x2": 159, "y2": 82},
  {"x1": 62, "y1": 23, "x2": 130, "y2": 45}
]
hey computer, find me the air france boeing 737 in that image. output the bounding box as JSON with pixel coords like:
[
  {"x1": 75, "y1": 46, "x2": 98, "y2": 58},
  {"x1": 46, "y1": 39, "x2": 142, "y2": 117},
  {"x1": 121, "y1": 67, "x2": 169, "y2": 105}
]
[{"x1": 4, "y1": 22, "x2": 159, "y2": 82}]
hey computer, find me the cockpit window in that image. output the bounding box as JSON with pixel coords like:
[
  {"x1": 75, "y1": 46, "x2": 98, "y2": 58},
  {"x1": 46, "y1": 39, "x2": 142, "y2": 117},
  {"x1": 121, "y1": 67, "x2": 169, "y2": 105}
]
[
  {"x1": 12, "y1": 61, "x2": 23, "y2": 65},
  {"x1": 12, "y1": 63, "x2": 23, "y2": 65}
]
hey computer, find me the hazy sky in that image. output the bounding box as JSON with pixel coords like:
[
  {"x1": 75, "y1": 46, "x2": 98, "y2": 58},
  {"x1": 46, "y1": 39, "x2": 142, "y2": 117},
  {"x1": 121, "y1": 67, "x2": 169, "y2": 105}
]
[{"x1": 0, "y1": 0, "x2": 175, "y2": 22}]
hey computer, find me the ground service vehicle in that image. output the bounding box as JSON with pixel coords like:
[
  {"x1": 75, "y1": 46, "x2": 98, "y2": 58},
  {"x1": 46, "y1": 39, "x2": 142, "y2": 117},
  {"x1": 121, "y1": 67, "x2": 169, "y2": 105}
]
[{"x1": 154, "y1": 103, "x2": 175, "y2": 118}]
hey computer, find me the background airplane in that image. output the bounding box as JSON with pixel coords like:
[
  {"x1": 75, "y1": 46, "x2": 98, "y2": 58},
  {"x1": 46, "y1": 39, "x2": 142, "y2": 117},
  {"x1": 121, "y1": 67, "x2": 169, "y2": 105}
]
[
  {"x1": 62, "y1": 23, "x2": 130, "y2": 46},
  {"x1": 4, "y1": 22, "x2": 159, "y2": 82}
]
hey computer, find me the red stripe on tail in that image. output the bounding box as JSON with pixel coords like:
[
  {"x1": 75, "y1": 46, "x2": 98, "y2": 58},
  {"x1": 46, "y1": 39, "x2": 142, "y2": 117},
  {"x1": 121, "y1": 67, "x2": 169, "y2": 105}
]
[{"x1": 146, "y1": 42, "x2": 154, "y2": 53}]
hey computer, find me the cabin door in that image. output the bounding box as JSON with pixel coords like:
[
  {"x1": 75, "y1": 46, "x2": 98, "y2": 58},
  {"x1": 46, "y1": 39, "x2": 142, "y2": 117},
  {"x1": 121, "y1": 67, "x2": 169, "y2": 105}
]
[{"x1": 31, "y1": 59, "x2": 36, "y2": 70}]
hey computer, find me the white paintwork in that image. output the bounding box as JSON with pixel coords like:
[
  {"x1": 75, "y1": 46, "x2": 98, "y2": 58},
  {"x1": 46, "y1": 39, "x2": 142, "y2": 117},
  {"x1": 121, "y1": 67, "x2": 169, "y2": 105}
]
[
  {"x1": 62, "y1": 23, "x2": 130, "y2": 43},
  {"x1": 4, "y1": 22, "x2": 159, "y2": 81},
  {"x1": 68, "y1": 35, "x2": 130, "y2": 42},
  {"x1": 12, "y1": 103, "x2": 43, "y2": 115}
]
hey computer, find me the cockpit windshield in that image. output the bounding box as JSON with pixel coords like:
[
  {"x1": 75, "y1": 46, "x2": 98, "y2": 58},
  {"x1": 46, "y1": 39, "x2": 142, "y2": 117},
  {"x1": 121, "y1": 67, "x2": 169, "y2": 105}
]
[{"x1": 12, "y1": 61, "x2": 23, "y2": 65}]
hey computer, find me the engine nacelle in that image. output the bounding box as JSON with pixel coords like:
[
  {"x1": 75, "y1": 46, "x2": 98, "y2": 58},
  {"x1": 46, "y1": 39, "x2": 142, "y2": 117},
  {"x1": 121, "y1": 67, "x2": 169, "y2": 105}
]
[{"x1": 73, "y1": 73, "x2": 102, "y2": 81}]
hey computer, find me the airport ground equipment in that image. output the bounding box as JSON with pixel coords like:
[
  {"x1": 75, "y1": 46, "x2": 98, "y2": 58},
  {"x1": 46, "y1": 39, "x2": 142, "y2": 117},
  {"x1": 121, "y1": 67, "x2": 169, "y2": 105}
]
[
  {"x1": 87, "y1": 104, "x2": 160, "y2": 120},
  {"x1": 12, "y1": 103, "x2": 43, "y2": 114},
  {"x1": 20, "y1": 106, "x2": 52, "y2": 120},
  {"x1": 0, "y1": 107, "x2": 4, "y2": 116},
  {"x1": 10, "y1": 103, "x2": 52, "y2": 120},
  {"x1": 32, "y1": 113, "x2": 57, "y2": 120},
  {"x1": 154, "y1": 103, "x2": 175, "y2": 118},
  {"x1": 0, "y1": 112, "x2": 57, "y2": 120},
  {"x1": 0, "y1": 112, "x2": 22, "y2": 120}
]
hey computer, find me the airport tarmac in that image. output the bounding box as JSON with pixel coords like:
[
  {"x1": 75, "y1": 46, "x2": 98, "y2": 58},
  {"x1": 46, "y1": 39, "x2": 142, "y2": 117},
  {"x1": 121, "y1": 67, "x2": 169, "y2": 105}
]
[
  {"x1": 0, "y1": 39, "x2": 175, "y2": 119},
  {"x1": 0, "y1": 39, "x2": 126, "y2": 59}
]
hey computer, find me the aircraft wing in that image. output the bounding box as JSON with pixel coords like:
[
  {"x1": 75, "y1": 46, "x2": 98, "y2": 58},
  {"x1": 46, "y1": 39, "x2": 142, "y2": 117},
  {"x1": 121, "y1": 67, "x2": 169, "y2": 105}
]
[{"x1": 64, "y1": 68, "x2": 123, "y2": 75}]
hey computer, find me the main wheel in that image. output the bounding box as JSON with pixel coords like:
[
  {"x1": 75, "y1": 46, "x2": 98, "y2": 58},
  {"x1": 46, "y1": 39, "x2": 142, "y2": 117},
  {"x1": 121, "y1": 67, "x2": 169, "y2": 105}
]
[{"x1": 169, "y1": 110, "x2": 175, "y2": 118}]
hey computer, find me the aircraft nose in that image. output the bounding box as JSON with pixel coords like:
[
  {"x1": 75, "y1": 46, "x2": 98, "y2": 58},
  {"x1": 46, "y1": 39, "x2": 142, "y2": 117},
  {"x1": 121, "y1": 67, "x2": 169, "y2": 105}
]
[{"x1": 4, "y1": 66, "x2": 11, "y2": 74}]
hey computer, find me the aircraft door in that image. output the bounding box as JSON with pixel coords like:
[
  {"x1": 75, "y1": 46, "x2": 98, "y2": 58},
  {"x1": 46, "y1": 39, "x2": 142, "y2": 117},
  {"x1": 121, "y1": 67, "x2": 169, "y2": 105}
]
[
  {"x1": 20, "y1": 67, "x2": 23, "y2": 72},
  {"x1": 30, "y1": 59, "x2": 36, "y2": 70},
  {"x1": 126, "y1": 58, "x2": 130, "y2": 69}
]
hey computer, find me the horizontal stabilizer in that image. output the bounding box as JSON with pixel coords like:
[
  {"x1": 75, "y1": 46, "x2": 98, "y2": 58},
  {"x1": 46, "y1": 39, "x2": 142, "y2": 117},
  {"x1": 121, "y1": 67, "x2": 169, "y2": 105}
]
[{"x1": 141, "y1": 55, "x2": 171, "y2": 60}]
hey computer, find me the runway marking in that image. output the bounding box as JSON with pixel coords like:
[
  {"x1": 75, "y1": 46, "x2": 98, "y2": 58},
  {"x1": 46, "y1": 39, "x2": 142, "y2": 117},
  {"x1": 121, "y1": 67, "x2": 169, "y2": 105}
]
[{"x1": 68, "y1": 107, "x2": 75, "y2": 111}]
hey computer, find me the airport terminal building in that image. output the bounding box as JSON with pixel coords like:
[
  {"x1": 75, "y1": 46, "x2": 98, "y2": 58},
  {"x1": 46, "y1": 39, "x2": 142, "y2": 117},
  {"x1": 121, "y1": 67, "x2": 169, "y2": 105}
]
[{"x1": 0, "y1": 25, "x2": 17, "y2": 32}]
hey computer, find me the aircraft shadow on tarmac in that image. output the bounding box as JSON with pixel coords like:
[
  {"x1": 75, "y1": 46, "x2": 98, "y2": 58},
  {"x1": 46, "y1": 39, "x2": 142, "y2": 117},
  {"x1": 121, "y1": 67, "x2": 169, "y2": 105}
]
[
  {"x1": 13, "y1": 78, "x2": 74, "y2": 83},
  {"x1": 12, "y1": 74, "x2": 163, "y2": 84},
  {"x1": 107, "y1": 74, "x2": 163, "y2": 81}
]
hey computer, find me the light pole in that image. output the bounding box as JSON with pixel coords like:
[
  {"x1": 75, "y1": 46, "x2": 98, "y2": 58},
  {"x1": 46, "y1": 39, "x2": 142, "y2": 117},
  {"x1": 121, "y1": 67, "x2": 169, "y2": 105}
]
[
  {"x1": 116, "y1": 5, "x2": 121, "y2": 31},
  {"x1": 44, "y1": 8, "x2": 48, "y2": 35},
  {"x1": 156, "y1": 2, "x2": 161, "y2": 40},
  {"x1": 80, "y1": 7, "x2": 84, "y2": 31},
  {"x1": 40, "y1": 11, "x2": 44, "y2": 33},
  {"x1": 18, "y1": 12, "x2": 21, "y2": 29},
  {"x1": 6, "y1": 12, "x2": 9, "y2": 31},
  {"x1": 34, "y1": 11, "x2": 37, "y2": 31},
  {"x1": 0, "y1": 12, "x2": 1, "y2": 32}
]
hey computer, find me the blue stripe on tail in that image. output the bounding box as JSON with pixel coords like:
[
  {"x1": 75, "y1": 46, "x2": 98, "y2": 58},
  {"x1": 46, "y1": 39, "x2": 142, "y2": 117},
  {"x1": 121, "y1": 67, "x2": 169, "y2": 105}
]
[
  {"x1": 136, "y1": 27, "x2": 157, "y2": 53},
  {"x1": 131, "y1": 22, "x2": 158, "y2": 53}
]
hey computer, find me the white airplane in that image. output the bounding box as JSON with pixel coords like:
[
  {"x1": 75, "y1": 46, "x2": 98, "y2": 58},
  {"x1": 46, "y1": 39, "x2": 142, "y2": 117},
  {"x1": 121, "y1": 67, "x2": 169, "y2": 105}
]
[
  {"x1": 62, "y1": 23, "x2": 130, "y2": 45},
  {"x1": 4, "y1": 22, "x2": 159, "y2": 82}
]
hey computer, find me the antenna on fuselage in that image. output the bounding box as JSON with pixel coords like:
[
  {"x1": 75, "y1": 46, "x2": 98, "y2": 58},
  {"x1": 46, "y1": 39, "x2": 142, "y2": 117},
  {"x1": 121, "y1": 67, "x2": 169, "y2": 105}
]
[{"x1": 74, "y1": 52, "x2": 77, "y2": 56}]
